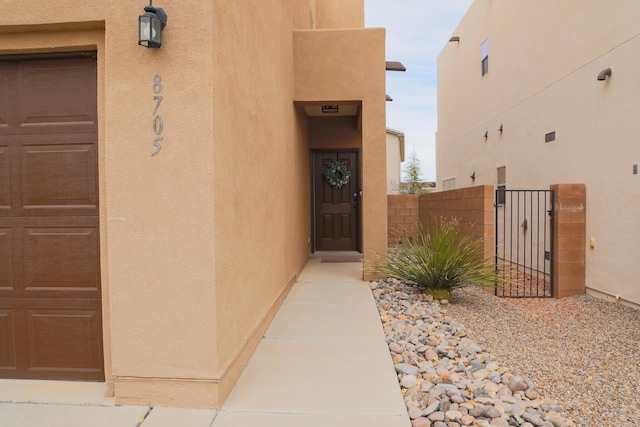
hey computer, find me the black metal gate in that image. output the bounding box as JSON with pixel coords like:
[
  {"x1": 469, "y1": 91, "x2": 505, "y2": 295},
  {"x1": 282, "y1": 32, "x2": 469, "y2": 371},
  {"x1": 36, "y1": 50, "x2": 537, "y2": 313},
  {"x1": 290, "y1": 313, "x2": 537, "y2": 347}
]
[{"x1": 495, "y1": 189, "x2": 554, "y2": 297}]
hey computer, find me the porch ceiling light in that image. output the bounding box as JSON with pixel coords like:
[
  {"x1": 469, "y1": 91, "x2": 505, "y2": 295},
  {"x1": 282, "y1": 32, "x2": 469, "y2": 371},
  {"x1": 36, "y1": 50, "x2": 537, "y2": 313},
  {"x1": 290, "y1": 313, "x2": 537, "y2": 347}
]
[{"x1": 139, "y1": 1, "x2": 167, "y2": 48}]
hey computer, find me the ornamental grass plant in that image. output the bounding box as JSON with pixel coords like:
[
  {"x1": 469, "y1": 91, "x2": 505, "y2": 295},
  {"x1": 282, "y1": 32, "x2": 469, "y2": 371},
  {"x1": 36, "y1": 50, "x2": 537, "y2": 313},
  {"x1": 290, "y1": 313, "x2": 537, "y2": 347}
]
[{"x1": 378, "y1": 217, "x2": 495, "y2": 300}]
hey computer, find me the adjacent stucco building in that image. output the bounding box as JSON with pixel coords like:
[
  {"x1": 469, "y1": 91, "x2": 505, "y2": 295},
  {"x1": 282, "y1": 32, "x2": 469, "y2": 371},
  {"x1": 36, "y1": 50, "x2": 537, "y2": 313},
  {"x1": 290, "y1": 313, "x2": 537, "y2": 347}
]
[
  {"x1": 437, "y1": 0, "x2": 640, "y2": 306},
  {"x1": 0, "y1": 0, "x2": 388, "y2": 408},
  {"x1": 386, "y1": 127, "x2": 405, "y2": 193}
]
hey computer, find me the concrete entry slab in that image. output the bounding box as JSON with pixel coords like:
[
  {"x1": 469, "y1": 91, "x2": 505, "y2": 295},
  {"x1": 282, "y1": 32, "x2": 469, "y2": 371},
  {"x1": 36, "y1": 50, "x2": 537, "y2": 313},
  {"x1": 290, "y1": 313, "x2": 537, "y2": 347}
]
[
  {"x1": 0, "y1": 379, "x2": 113, "y2": 406},
  {"x1": 298, "y1": 252, "x2": 363, "y2": 282},
  {"x1": 212, "y1": 411, "x2": 409, "y2": 427},
  {"x1": 221, "y1": 338, "x2": 405, "y2": 415},
  {"x1": 0, "y1": 403, "x2": 149, "y2": 427},
  {"x1": 141, "y1": 407, "x2": 217, "y2": 427}
]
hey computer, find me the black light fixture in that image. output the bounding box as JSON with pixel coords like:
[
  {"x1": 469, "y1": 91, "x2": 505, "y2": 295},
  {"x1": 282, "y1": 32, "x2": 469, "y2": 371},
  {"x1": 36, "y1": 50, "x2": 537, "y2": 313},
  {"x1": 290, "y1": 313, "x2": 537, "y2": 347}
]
[
  {"x1": 139, "y1": 1, "x2": 167, "y2": 48},
  {"x1": 321, "y1": 105, "x2": 339, "y2": 114}
]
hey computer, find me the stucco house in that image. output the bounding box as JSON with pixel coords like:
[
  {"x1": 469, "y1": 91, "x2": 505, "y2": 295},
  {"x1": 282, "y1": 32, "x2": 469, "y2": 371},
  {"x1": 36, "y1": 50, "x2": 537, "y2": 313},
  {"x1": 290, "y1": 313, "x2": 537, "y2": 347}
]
[
  {"x1": 436, "y1": 0, "x2": 640, "y2": 307},
  {"x1": 386, "y1": 127, "x2": 405, "y2": 193},
  {"x1": 0, "y1": 0, "x2": 389, "y2": 408}
]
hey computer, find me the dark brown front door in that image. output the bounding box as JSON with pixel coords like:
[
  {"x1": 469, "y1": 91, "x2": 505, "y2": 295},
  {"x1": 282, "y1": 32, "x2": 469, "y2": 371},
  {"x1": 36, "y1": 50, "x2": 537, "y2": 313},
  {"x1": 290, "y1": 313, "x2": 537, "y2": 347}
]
[
  {"x1": 0, "y1": 53, "x2": 104, "y2": 380},
  {"x1": 313, "y1": 151, "x2": 360, "y2": 252}
]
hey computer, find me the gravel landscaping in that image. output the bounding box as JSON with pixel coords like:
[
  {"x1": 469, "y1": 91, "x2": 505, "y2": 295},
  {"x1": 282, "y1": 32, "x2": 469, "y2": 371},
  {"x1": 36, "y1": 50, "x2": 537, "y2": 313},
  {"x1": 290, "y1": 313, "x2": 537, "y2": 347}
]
[{"x1": 372, "y1": 279, "x2": 640, "y2": 427}]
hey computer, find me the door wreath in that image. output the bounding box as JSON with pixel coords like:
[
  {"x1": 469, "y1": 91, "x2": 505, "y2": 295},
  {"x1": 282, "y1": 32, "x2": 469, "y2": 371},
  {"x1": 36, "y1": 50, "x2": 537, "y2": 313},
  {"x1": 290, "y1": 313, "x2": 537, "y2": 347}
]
[{"x1": 325, "y1": 160, "x2": 351, "y2": 189}]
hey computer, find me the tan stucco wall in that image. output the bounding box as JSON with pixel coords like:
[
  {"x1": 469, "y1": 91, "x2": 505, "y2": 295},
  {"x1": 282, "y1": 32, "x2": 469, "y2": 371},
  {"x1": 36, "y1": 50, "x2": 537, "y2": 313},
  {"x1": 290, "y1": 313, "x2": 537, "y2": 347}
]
[
  {"x1": 1, "y1": 0, "x2": 220, "y2": 407},
  {"x1": 294, "y1": 27, "x2": 387, "y2": 279},
  {"x1": 1, "y1": 0, "x2": 385, "y2": 407},
  {"x1": 437, "y1": 0, "x2": 640, "y2": 305},
  {"x1": 316, "y1": 0, "x2": 364, "y2": 29},
  {"x1": 210, "y1": 0, "x2": 313, "y2": 403}
]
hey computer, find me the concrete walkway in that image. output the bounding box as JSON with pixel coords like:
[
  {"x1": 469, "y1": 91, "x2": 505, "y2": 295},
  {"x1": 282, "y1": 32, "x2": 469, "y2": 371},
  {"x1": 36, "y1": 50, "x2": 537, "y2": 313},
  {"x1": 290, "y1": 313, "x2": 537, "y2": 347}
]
[{"x1": 0, "y1": 253, "x2": 409, "y2": 427}]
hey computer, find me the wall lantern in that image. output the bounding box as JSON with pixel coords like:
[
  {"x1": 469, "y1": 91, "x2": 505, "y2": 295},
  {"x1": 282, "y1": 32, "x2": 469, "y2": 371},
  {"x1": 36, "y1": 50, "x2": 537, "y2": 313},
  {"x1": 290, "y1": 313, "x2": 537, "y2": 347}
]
[{"x1": 138, "y1": 1, "x2": 167, "y2": 48}]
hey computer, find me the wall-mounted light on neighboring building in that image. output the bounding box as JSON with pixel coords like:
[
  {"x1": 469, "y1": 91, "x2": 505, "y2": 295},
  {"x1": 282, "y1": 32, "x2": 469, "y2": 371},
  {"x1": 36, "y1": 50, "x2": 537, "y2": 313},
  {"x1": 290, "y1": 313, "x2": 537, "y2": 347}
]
[
  {"x1": 449, "y1": 36, "x2": 460, "y2": 42},
  {"x1": 498, "y1": 124, "x2": 503, "y2": 133},
  {"x1": 483, "y1": 130, "x2": 488, "y2": 140},
  {"x1": 597, "y1": 67, "x2": 612, "y2": 81},
  {"x1": 139, "y1": 1, "x2": 167, "y2": 48},
  {"x1": 470, "y1": 171, "x2": 476, "y2": 180}
]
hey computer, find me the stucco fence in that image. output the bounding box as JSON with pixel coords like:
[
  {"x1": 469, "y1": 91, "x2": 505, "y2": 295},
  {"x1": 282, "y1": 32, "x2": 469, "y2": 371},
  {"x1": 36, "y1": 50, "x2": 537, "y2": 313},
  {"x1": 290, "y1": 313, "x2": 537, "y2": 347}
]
[{"x1": 387, "y1": 184, "x2": 586, "y2": 299}]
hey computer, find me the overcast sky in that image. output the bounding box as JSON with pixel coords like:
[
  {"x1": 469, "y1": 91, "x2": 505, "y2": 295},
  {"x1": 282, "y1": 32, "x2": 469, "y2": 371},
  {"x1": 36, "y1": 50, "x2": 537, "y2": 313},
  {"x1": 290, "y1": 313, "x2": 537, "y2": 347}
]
[{"x1": 365, "y1": 1, "x2": 473, "y2": 182}]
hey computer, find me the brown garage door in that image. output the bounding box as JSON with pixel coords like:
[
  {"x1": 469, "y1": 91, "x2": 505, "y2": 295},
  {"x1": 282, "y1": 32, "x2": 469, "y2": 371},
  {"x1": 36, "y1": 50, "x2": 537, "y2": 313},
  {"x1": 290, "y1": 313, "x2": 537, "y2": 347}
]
[{"x1": 0, "y1": 52, "x2": 103, "y2": 380}]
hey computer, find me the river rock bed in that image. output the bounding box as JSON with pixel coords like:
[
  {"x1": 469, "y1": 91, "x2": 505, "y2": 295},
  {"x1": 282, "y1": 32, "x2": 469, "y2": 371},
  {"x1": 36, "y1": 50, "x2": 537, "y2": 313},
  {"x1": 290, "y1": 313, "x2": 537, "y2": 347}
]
[{"x1": 371, "y1": 279, "x2": 577, "y2": 427}]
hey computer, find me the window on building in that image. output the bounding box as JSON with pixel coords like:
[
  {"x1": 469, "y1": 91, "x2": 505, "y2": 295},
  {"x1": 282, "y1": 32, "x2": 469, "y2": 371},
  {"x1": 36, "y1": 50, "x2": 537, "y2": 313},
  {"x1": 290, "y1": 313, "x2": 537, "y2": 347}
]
[
  {"x1": 497, "y1": 166, "x2": 506, "y2": 205},
  {"x1": 443, "y1": 178, "x2": 456, "y2": 191},
  {"x1": 481, "y1": 38, "x2": 489, "y2": 76}
]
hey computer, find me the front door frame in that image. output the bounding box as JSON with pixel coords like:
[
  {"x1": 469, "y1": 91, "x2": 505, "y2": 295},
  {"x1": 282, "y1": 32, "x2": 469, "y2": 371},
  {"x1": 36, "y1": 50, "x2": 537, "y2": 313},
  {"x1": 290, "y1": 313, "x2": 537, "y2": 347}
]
[{"x1": 310, "y1": 149, "x2": 362, "y2": 253}]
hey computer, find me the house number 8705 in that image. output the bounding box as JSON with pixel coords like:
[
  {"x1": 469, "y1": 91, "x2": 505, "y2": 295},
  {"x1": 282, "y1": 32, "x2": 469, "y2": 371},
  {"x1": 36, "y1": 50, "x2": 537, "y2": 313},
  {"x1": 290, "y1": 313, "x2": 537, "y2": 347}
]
[{"x1": 151, "y1": 74, "x2": 164, "y2": 156}]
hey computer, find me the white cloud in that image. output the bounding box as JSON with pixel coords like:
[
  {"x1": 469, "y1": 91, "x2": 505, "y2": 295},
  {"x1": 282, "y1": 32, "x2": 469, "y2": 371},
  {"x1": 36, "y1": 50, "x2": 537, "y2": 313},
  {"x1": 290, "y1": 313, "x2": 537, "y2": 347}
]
[{"x1": 365, "y1": 0, "x2": 473, "y2": 181}]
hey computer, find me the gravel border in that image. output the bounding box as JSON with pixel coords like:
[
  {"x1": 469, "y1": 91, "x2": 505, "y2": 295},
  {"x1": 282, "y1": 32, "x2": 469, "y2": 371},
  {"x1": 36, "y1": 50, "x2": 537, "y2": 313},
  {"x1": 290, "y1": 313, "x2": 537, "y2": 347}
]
[{"x1": 443, "y1": 286, "x2": 640, "y2": 427}]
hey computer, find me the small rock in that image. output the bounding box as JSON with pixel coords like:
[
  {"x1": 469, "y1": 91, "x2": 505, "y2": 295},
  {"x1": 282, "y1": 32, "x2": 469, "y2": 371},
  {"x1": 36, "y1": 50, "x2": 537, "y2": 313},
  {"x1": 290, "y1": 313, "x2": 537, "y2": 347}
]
[
  {"x1": 401, "y1": 375, "x2": 418, "y2": 389},
  {"x1": 428, "y1": 411, "x2": 445, "y2": 422},
  {"x1": 445, "y1": 410, "x2": 462, "y2": 421},
  {"x1": 483, "y1": 406, "x2": 501, "y2": 419},
  {"x1": 425, "y1": 348, "x2": 439, "y2": 361},
  {"x1": 408, "y1": 406, "x2": 423, "y2": 419},
  {"x1": 490, "y1": 418, "x2": 510, "y2": 427},
  {"x1": 423, "y1": 400, "x2": 440, "y2": 416},
  {"x1": 396, "y1": 363, "x2": 420, "y2": 376},
  {"x1": 522, "y1": 412, "x2": 546, "y2": 426},
  {"x1": 460, "y1": 414, "x2": 474, "y2": 426},
  {"x1": 508, "y1": 376, "x2": 528, "y2": 392},
  {"x1": 411, "y1": 417, "x2": 432, "y2": 427},
  {"x1": 468, "y1": 406, "x2": 485, "y2": 417},
  {"x1": 525, "y1": 388, "x2": 539, "y2": 400}
]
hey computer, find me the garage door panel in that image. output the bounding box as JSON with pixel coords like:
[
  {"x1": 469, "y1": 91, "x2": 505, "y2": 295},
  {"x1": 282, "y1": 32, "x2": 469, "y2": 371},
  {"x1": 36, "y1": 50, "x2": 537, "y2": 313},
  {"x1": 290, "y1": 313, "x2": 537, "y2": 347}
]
[
  {"x1": 0, "y1": 228, "x2": 14, "y2": 291},
  {"x1": 0, "y1": 63, "x2": 9, "y2": 128},
  {"x1": 0, "y1": 146, "x2": 9, "y2": 208},
  {"x1": 21, "y1": 143, "x2": 97, "y2": 210},
  {"x1": 0, "y1": 53, "x2": 103, "y2": 381},
  {"x1": 0, "y1": 308, "x2": 17, "y2": 369},
  {"x1": 22, "y1": 226, "x2": 100, "y2": 294},
  {"x1": 26, "y1": 307, "x2": 102, "y2": 371},
  {"x1": 17, "y1": 59, "x2": 96, "y2": 127}
]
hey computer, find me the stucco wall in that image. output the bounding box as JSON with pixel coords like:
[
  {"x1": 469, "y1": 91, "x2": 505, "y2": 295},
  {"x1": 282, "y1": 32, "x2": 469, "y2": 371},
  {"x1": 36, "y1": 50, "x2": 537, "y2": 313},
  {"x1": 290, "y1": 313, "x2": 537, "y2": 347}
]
[
  {"x1": 437, "y1": 0, "x2": 640, "y2": 305},
  {"x1": 210, "y1": 0, "x2": 313, "y2": 403},
  {"x1": 0, "y1": 0, "x2": 385, "y2": 407},
  {"x1": 293, "y1": 27, "x2": 387, "y2": 279},
  {"x1": 0, "y1": 0, "x2": 221, "y2": 406},
  {"x1": 316, "y1": 0, "x2": 364, "y2": 29}
]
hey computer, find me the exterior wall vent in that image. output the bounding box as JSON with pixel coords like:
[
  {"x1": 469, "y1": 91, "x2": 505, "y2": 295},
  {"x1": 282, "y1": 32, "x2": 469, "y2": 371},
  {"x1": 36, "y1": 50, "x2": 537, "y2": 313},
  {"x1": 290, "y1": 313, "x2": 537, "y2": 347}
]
[{"x1": 545, "y1": 131, "x2": 556, "y2": 143}]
